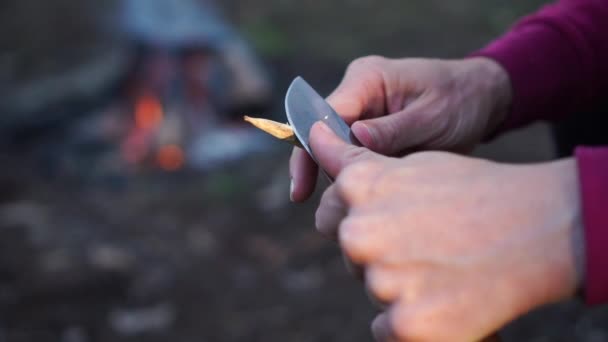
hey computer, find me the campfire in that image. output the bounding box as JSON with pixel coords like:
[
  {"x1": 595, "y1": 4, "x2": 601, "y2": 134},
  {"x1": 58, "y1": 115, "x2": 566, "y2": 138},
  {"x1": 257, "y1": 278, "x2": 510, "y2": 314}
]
[
  {"x1": 2, "y1": 0, "x2": 273, "y2": 177},
  {"x1": 120, "y1": 92, "x2": 185, "y2": 172}
]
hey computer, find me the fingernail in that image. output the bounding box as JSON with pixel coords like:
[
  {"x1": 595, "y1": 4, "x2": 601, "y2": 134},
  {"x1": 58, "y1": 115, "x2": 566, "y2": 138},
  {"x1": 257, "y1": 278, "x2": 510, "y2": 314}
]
[
  {"x1": 289, "y1": 178, "x2": 295, "y2": 202},
  {"x1": 352, "y1": 122, "x2": 375, "y2": 148},
  {"x1": 315, "y1": 121, "x2": 331, "y2": 133}
]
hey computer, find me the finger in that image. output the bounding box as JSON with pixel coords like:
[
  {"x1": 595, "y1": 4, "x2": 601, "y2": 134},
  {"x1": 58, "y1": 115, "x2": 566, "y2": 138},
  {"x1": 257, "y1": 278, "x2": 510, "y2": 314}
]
[
  {"x1": 309, "y1": 121, "x2": 378, "y2": 178},
  {"x1": 289, "y1": 147, "x2": 318, "y2": 202},
  {"x1": 384, "y1": 301, "x2": 426, "y2": 341},
  {"x1": 352, "y1": 94, "x2": 445, "y2": 155},
  {"x1": 338, "y1": 216, "x2": 391, "y2": 264},
  {"x1": 326, "y1": 89, "x2": 365, "y2": 125},
  {"x1": 371, "y1": 312, "x2": 395, "y2": 342},
  {"x1": 327, "y1": 56, "x2": 390, "y2": 124},
  {"x1": 366, "y1": 265, "x2": 403, "y2": 306},
  {"x1": 315, "y1": 185, "x2": 347, "y2": 238}
]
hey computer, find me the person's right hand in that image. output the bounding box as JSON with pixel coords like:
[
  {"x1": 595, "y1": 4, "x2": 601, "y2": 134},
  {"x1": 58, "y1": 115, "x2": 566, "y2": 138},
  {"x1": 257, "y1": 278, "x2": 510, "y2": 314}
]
[
  {"x1": 309, "y1": 122, "x2": 583, "y2": 342},
  {"x1": 289, "y1": 56, "x2": 512, "y2": 202}
]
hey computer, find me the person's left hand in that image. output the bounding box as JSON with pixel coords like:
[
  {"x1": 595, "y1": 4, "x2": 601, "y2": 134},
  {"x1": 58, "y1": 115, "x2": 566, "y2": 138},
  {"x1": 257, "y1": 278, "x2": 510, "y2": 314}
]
[{"x1": 310, "y1": 122, "x2": 584, "y2": 341}]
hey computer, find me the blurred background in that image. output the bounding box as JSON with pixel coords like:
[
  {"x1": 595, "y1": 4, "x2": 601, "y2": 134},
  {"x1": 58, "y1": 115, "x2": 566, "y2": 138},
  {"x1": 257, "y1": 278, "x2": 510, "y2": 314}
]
[{"x1": 0, "y1": 0, "x2": 607, "y2": 341}]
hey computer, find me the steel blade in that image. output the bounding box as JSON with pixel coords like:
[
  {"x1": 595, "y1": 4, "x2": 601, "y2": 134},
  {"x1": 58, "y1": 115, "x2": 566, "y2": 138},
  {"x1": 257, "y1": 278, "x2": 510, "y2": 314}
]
[{"x1": 285, "y1": 76, "x2": 355, "y2": 158}]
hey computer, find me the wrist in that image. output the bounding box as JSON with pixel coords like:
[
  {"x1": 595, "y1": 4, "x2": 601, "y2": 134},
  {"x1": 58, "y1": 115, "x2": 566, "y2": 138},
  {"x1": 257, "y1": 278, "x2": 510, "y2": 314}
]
[
  {"x1": 549, "y1": 159, "x2": 585, "y2": 296},
  {"x1": 463, "y1": 57, "x2": 513, "y2": 137},
  {"x1": 511, "y1": 159, "x2": 584, "y2": 314}
]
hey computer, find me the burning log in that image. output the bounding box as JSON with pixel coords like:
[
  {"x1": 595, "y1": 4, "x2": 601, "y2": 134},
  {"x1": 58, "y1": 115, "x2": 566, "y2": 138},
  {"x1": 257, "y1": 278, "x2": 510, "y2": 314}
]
[{"x1": 243, "y1": 116, "x2": 302, "y2": 148}]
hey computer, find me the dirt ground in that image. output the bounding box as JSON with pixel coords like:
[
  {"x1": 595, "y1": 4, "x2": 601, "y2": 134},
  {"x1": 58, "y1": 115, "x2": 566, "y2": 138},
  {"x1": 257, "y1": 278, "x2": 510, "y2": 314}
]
[{"x1": 1, "y1": 1, "x2": 608, "y2": 341}]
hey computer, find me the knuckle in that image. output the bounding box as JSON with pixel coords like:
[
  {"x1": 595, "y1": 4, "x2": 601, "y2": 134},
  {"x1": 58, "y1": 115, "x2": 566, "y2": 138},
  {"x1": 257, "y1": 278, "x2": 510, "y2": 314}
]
[
  {"x1": 338, "y1": 218, "x2": 370, "y2": 262},
  {"x1": 364, "y1": 161, "x2": 402, "y2": 200},
  {"x1": 367, "y1": 267, "x2": 399, "y2": 303},
  {"x1": 382, "y1": 118, "x2": 401, "y2": 153},
  {"x1": 343, "y1": 147, "x2": 374, "y2": 168},
  {"x1": 371, "y1": 169, "x2": 396, "y2": 196},
  {"x1": 343, "y1": 156, "x2": 380, "y2": 181},
  {"x1": 395, "y1": 58, "x2": 436, "y2": 81},
  {"x1": 348, "y1": 55, "x2": 388, "y2": 72},
  {"x1": 338, "y1": 217, "x2": 365, "y2": 240},
  {"x1": 336, "y1": 158, "x2": 380, "y2": 202}
]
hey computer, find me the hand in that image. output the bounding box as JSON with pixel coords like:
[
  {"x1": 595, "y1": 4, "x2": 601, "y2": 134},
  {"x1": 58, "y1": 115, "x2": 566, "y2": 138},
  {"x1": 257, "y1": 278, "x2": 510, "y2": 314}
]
[
  {"x1": 290, "y1": 56, "x2": 512, "y2": 202},
  {"x1": 310, "y1": 123, "x2": 584, "y2": 341}
]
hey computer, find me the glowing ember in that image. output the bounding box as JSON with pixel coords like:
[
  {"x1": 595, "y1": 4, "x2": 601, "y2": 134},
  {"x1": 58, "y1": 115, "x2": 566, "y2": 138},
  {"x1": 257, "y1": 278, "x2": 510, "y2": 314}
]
[
  {"x1": 157, "y1": 144, "x2": 185, "y2": 171},
  {"x1": 135, "y1": 93, "x2": 164, "y2": 130}
]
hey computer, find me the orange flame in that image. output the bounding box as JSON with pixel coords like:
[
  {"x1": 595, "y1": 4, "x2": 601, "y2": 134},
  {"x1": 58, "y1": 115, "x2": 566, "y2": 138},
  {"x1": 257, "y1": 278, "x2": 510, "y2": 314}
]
[
  {"x1": 135, "y1": 93, "x2": 164, "y2": 130},
  {"x1": 157, "y1": 144, "x2": 185, "y2": 171}
]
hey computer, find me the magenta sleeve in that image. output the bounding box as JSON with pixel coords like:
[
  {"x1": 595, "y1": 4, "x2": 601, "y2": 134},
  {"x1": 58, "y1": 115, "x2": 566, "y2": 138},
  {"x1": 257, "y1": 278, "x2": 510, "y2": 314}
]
[
  {"x1": 473, "y1": 0, "x2": 608, "y2": 132},
  {"x1": 576, "y1": 147, "x2": 608, "y2": 305}
]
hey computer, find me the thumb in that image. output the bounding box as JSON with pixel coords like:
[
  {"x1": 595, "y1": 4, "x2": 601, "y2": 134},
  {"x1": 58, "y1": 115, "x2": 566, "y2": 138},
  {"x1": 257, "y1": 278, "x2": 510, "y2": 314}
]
[
  {"x1": 309, "y1": 121, "x2": 376, "y2": 178},
  {"x1": 351, "y1": 99, "x2": 438, "y2": 154}
]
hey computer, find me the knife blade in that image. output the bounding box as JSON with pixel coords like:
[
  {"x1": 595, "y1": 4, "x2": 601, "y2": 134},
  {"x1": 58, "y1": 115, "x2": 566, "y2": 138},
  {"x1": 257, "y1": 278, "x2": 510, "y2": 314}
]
[{"x1": 285, "y1": 76, "x2": 356, "y2": 162}]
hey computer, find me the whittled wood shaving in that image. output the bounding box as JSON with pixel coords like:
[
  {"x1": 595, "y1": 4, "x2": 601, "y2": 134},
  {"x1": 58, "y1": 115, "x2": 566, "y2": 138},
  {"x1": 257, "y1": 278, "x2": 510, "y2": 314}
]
[{"x1": 244, "y1": 116, "x2": 302, "y2": 147}]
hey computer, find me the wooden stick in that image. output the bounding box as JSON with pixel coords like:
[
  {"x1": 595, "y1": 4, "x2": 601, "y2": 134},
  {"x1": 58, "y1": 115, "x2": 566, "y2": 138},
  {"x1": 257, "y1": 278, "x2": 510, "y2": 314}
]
[{"x1": 244, "y1": 116, "x2": 302, "y2": 148}]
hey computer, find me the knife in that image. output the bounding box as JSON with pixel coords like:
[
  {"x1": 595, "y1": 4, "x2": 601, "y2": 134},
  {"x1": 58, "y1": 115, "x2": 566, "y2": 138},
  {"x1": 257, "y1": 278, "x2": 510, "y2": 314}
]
[{"x1": 285, "y1": 76, "x2": 357, "y2": 173}]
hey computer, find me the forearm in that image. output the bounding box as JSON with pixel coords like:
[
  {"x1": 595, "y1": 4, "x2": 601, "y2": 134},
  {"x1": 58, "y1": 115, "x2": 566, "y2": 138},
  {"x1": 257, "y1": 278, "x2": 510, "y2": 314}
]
[{"x1": 473, "y1": 0, "x2": 608, "y2": 132}]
